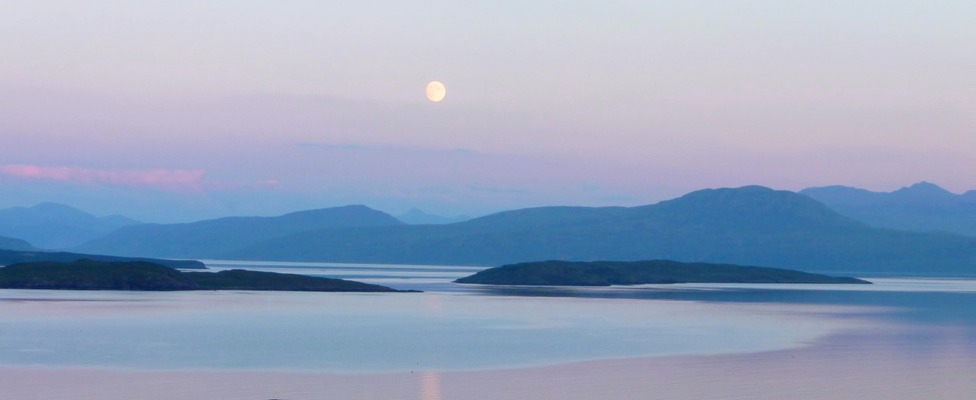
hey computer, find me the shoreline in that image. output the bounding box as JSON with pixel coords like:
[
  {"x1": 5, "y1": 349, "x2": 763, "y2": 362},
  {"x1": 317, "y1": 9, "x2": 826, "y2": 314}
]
[{"x1": 4, "y1": 328, "x2": 974, "y2": 400}]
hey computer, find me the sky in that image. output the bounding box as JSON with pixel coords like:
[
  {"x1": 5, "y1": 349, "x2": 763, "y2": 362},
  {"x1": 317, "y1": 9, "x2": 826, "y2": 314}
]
[{"x1": 1, "y1": 1, "x2": 974, "y2": 222}]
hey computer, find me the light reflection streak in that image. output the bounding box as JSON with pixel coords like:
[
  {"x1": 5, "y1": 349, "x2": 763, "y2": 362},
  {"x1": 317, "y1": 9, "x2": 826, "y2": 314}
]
[{"x1": 421, "y1": 371, "x2": 442, "y2": 400}]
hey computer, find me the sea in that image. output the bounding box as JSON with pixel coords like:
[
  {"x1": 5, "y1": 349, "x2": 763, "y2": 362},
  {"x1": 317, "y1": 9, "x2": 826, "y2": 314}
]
[{"x1": 2, "y1": 260, "x2": 975, "y2": 398}]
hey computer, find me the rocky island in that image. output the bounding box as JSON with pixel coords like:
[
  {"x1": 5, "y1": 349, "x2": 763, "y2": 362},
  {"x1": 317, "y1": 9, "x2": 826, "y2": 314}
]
[
  {"x1": 455, "y1": 260, "x2": 870, "y2": 286},
  {"x1": 0, "y1": 259, "x2": 410, "y2": 292}
]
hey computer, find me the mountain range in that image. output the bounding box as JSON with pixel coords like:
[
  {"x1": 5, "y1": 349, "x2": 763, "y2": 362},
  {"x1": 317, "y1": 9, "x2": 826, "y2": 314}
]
[
  {"x1": 74, "y1": 186, "x2": 976, "y2": 276},
  {"x1": 0, "y1": 203, "x2": 140, "y2": 249},
  {"x1": 801, "y1": 182, "x2": 976, "y2": 238}
]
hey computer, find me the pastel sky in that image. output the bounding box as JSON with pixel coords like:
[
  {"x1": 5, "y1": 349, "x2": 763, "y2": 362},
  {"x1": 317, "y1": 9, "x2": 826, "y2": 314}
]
[{"x1": 1, "y1": 1, "x2": 974, "y2": 222}]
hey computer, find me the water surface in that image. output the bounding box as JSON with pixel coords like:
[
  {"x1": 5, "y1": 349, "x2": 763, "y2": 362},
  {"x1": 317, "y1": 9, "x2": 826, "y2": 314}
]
[{"x1": 2, "y1": 261, "x2": 975, "y2": 376}]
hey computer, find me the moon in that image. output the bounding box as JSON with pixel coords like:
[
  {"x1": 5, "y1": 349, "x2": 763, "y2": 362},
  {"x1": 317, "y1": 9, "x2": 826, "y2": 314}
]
[{"x1": 426, "y1": 81, "x2": 446, "y2": 102}]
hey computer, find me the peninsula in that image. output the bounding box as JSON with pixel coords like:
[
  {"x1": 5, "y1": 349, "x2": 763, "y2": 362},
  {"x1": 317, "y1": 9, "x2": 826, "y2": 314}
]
[
  {"x1": 0, "y1": 259, "x2": 409, "y2": 292},
  {"x1": 455, "y1": 260, "x2": 870, "y2": 286}
]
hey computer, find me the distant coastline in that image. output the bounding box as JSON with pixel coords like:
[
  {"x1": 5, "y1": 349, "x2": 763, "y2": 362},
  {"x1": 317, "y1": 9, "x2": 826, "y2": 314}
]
[{"x1": 0, "y1": 249, "x2": 205, "y2": 269}]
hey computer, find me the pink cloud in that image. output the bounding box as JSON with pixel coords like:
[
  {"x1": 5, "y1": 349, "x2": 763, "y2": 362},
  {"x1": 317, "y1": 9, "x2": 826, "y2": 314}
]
[{"x1": 0, "y1": 164, "x2": 205, "y2": 191}]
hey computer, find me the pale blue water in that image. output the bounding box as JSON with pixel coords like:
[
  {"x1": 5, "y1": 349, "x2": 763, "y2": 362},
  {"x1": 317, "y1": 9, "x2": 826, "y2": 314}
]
[{"x1": 1, "y1": 260, "x2": 975, "y2": 373}]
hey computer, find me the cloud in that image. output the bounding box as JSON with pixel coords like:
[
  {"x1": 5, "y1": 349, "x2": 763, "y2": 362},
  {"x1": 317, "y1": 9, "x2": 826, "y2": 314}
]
[{"x1": 0, "y1": 164, "x2": 205, "y2": 191}]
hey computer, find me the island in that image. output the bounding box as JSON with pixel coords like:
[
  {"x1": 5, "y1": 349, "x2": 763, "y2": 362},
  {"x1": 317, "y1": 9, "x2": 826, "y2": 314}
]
[
  {"x1": 0, "y1": 249, "x2": 206, "y2": 269},
  {"x1": 455, "y1": 260, "x2": 870, "y2": 286},
  {"x1": 0, "y1": 259, "x2": 411, "y2": 292}
]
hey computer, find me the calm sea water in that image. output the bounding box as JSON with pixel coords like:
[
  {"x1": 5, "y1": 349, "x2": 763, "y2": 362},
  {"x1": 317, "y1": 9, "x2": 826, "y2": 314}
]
[{"x1": 1, "y1": 260, "x2": 975, "y2": 374}]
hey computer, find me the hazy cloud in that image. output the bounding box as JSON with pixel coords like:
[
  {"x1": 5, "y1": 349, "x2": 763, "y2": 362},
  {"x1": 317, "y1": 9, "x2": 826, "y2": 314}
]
[{"x1": 0, "y1": 164, "x2": 205, "y2": 191}]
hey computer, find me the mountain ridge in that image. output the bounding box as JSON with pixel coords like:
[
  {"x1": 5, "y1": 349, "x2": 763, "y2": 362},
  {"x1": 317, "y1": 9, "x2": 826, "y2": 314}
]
[{"x1": 801, "y1": 182, "x2": 976, "y2": 237}]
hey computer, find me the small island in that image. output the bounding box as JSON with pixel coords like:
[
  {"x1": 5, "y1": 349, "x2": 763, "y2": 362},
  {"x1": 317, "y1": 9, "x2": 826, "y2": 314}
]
[
  {"x1": 0, "y1": 259, "x2": 411, "y2": 292},
  {"x1": 455, "y1": 260, "x2": 870, "y2": 286}
]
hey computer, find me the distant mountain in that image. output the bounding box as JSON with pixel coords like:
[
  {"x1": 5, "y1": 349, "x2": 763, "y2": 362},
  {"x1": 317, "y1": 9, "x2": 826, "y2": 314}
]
[
  {"x1": 0, "y1": 202, "x2": 140, "y2": 249},
  {"x1": 224, "y1": 186, "x2": 976, "y2": 276},
  {"x1": 0, "y1": 236, "x2": 34, "y2": 251},
  {"x1": 76, "y1": 205, "x2": 404, "y2": 258},
  {"x1": 396, "y1": 208, "x2": 472, "y2": 225},
  {"x1": 801, "y1": 182, "x2": 976, "y2": 237}
]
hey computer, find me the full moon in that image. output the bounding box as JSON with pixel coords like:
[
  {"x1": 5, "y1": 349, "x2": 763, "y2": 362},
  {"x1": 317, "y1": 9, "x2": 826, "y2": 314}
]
[{"x1": 426, "y1": 81, "x2": 446, "y2": 102}]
